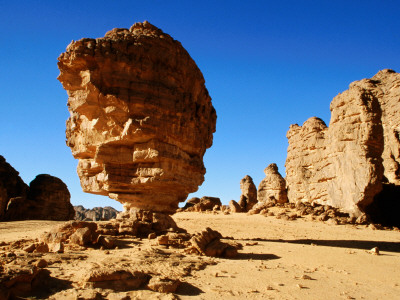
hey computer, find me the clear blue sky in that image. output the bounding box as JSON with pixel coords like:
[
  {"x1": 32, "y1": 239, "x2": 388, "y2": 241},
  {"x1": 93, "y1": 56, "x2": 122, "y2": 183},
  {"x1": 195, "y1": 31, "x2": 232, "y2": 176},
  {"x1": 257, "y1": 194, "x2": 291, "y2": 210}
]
[{"x1": 1, "y1": 1, "x2": 399, "y2": 210}]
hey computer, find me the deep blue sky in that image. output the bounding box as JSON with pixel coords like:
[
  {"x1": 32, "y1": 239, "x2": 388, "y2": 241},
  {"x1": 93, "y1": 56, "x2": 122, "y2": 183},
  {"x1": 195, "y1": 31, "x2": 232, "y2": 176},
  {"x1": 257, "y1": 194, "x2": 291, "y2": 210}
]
[{"x1": 1, "y1": 1, "x2": 399, "y2": 210}]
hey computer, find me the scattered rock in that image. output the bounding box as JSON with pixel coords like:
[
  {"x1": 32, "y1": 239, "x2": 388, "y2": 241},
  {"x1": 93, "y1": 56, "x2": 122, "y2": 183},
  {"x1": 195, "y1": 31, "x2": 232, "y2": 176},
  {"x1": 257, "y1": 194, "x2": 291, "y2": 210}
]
[
  {"x1": 81, "y1": 268, "x2": 149, "y2": 291},
  {"x1": 187, "y1": 227, "x2": 239, "y2": 258},
  {"x1": 147, "y1": 276, "x2": 180, "y2": 293}
]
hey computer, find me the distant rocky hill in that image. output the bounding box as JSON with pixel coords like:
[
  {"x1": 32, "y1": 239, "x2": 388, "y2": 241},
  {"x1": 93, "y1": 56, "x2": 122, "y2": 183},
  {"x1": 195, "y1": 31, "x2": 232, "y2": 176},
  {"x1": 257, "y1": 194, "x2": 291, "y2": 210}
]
[{"x1": 74, "y1": 205, "x2": 120, "y2": 221}]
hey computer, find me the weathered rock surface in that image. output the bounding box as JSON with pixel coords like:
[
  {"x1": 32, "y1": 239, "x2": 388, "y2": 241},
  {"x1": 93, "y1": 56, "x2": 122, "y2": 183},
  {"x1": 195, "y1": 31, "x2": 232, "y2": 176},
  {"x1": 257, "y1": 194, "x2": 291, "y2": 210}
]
[
  {"x1": 285, "y1": 69, "x2": 400, "y2": 216},
  {"x1": 74, "y1": 205, "x2": 119, "y2": 221},
  {"x1": 257, "y1": 163, "x2": 287, "y2": 204},
  {"x1": 0, "y1": 155, "x2": 28, "y2": 219},
  {"x1": 5, "y1": 174, "x2": 74, "y2": 221},
  {"x1": 0, "y1": 155, "x2": 74, "y2": 221},
  {"x1": 57, "y1": 21, "x2": 216, "y2": 213},
  {"x1": 238, "y1": 175, "x2": 257, "y2": 211},
  {"x1": 229, "y1": 199, "x2": 243, "y2": 213},
  {"x1": 187, "y1": 227, "x2": 240, "y2": 258},
  {"x1": 184, "y1": 196, "x2": 222, "y2": 212}
]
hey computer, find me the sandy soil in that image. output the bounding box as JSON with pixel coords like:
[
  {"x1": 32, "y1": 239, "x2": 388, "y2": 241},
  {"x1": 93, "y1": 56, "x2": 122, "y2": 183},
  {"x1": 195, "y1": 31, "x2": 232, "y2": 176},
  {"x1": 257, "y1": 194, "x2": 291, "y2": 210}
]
[{"x1": 1, "y1": 212, "x2": 399, "y2": 299}]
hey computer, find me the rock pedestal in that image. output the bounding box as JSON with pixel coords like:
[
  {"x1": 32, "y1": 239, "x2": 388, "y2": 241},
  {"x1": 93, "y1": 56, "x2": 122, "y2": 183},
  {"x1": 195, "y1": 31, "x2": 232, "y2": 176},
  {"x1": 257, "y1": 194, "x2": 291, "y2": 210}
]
[{"x1": 58, "y1": 21, "x2": 216, "y2": 213}]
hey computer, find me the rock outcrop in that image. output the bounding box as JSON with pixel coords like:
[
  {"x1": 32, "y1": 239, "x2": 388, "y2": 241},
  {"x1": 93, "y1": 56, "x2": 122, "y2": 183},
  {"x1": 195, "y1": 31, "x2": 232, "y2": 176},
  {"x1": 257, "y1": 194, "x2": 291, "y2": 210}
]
[
  {"x1": 57, "y1": 21, "x2": 216, "y2": 213},
  {"x1": 74, "y1": 205, "x2": 119, "y2": 221},
  {"x1": 0, "y1": 155, "x2": 28, "y2": 219},
  {"x1": 238, "y1": 175, "x2": 257, "y2": 211},
  {"x1": 0, "y1": 156, "x2": 74, "y2": 221},
  {"x1": 257, "y1": 163, "x2": 287, "y2": 204},
  {"x1": 285, "y1": 69, "x2": 400, "y2": 217},
  {"x1": 184, "y1": 196, "x2": 222, "y2": 212}
]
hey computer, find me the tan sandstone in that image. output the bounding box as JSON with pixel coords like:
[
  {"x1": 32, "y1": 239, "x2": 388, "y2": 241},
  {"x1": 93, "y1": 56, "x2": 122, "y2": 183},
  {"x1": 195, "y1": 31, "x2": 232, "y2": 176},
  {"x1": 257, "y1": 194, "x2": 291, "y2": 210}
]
[
  {"x1": 238, "y1": 175, "x2": 257, "y2": 211},
  {"x1": 285, "y1": 69, "x2": 400, "y2": 216},
  {"x1": 257, "y1": 163, "x2": 287, "y2": 204},
  {"x1": 57, "y1": 21, "x2": 216, "y2": 213}
]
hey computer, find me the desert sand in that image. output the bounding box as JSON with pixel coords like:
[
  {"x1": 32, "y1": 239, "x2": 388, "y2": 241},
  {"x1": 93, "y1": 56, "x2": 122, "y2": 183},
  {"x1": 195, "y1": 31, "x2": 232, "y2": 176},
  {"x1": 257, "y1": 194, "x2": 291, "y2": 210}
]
[{"x1": 1, "y1": 212, "x2": 399, "y2": 299}]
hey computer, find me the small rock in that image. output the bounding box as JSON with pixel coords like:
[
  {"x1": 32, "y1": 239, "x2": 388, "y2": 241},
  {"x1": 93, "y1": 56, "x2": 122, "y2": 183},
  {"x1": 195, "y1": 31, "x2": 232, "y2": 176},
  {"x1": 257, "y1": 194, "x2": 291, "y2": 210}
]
[
  {"x1": 147, "y1": 276, "x2": 180, "y2": 293},
  {"x1": 158, "y1": 235, "x2": 169, "y2": 245},
  {"x1": 36, "y1": 259, "x2": 48, "y2": 268},
  {"x1": 23, "y1": 244, "x2": 36, "y2": 253},
  {"x1": 370, "y1": 247, "x2": 380, "y2": 255},
  {"x1": 301, "y1": 274, "x2": 312, "y2": 280},
  {"x1": 34, "y1": 243, "x2": 49, "y2": 253},
  {"x1": 148, "y1": 232, "x2": 157, "y2": 239}
]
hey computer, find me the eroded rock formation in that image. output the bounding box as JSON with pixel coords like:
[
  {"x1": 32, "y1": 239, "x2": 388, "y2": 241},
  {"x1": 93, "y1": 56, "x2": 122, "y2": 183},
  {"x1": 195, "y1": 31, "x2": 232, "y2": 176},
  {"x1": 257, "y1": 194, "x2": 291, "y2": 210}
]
[
  {"x1": 0, "y1": 155, "x2": 28, "y2": 219},
  {"x1": 74, "y1": 205, "x2": 119, "y2": 221},
  {"x1": 0, "y1": 156, "x2": 74, "y2": 221},
  {"x1": 58, "y1": 21, "x2": 216, "y2": 213},
  {"x1": 257, "y1": 163, "x2": 287, "y2": 204},
  {"x1": 285, "y1": 69, "x2": 400, "y2": 217},
  {"x1": 238, "y1": 175, "x2": 257, "y2": 211}
]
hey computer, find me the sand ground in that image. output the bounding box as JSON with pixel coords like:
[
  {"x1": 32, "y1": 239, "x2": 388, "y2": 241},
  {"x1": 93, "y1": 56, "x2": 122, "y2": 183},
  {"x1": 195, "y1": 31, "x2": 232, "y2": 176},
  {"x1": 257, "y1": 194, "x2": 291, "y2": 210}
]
[{"x1": 1, "y1": 212, "x2": 399, "y2": 299}]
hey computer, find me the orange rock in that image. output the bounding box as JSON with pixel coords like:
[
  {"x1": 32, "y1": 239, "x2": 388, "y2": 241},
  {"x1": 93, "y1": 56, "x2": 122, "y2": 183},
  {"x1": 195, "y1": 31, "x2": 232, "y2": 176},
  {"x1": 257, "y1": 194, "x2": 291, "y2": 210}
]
[{"x1": 57, "y1": 21, "x2": 216, "y2": 213}]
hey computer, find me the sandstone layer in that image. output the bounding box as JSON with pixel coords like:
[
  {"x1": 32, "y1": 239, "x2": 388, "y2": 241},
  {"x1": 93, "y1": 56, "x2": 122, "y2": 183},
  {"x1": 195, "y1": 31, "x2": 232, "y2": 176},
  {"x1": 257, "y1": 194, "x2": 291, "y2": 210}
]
[
  {"x1": 257, "y1": 163, "x2": 287, "y2": 204},
  {"x1": 285, "y1": 69, "x2": 400, "y2": 216},
  {"x1": 58, "y1": 21, "x2": 216, "y2": 213}
]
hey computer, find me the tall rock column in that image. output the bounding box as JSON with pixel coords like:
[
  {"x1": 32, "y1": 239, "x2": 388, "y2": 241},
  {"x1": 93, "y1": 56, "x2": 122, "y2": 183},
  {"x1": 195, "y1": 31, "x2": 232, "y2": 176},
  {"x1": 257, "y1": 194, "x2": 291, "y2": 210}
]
[
  {"x1": 58, "y1": 22, "x2": 216, "y2": 213},
  {"x1": 238, "y1": 175, "x2": 257, "y2": 211}
]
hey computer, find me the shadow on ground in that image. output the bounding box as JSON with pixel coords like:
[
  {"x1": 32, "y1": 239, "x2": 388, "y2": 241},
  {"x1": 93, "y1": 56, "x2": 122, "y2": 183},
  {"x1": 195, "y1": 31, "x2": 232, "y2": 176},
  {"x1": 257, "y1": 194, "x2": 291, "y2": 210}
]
[
  {"x1": 233, "y1": 253, "x2": 281, "y2": 261},
  {"x1": 176, "y1": 282, "x2": 204, "y2": 296},
  {"x1": 240, "y1": 238, "x2": 400, "y2": 253}
]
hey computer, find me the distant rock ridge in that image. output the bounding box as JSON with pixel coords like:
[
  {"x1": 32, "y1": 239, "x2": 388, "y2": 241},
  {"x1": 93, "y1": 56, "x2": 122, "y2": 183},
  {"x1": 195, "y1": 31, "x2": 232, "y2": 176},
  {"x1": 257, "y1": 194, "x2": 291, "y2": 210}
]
[
  {"x1": 0, "y1": 155, "x2": 74, "y2": 221},
  {"x1": 285, "y1": 69, "x2": 400, "y2": 221},
  {"x1": 74, "y1": 205, "x2": 120, "y2": 221},
  {"x1": 58, "y1": 21, "x2": 216, "y2": 213}
]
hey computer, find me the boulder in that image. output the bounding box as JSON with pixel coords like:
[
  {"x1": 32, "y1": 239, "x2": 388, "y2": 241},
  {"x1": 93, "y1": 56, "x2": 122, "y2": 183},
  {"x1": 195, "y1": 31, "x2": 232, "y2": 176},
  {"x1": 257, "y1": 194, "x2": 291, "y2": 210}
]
[
  {"x1": 238, "y1": 175, "x2": 257, "y2": 211},
  {"x1": 285, "y1": 69, "x2": 400, "y2": 217},
  {"x1": 185, "y1": 196, "x2": 222, "y2": 212},
  {"x1": 57, "y1": 21, "x2": 216, "y2": 213},
  {"x1": 257, "y1": 163, "x2": 287, "y2": 204},
  {"x1": 229, "y1": 200, "x2": 243, "y2": 213}
]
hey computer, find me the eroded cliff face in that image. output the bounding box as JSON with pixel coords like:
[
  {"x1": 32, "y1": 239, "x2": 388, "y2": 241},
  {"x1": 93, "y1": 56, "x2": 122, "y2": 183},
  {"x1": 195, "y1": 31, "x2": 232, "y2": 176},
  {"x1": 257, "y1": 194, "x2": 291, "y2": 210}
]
[
  {"x1": 285, "y1": 69, "x2": 400, "y2": 216},
  {"x1": 58, "y1": 21, "x2": 216, "y2": 213}
]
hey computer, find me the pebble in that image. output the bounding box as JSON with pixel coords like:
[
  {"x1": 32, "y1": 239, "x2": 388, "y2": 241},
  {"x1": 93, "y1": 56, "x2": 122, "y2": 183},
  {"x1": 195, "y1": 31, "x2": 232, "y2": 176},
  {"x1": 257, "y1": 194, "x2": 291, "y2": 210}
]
[
  {"x1": 301, "y1": 274, "x2": 312, "y2": 280},
  {"x1": 370, "y1": 247, "x2": 380, "y2": 255}
]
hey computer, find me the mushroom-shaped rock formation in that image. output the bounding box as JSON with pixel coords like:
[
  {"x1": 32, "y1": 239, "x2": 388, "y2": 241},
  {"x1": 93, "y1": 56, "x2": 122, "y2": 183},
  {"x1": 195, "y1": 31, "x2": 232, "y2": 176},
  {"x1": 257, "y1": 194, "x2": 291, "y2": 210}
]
[
  {"x1": 257, "y1": 163, "x2": 287, "y2": 204},
  {"x1": 57, "y1": 22, "x2": 216, "y2": 213}
]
